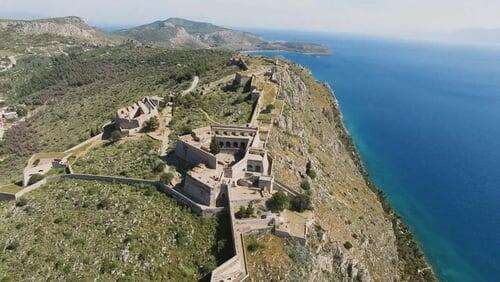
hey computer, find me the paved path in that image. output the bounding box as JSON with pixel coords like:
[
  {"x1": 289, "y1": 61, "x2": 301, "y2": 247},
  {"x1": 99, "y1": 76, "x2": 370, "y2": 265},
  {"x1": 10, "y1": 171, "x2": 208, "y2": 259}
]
[{"x1": 182, "y1": 76, "x2": 199, "y2": 95}]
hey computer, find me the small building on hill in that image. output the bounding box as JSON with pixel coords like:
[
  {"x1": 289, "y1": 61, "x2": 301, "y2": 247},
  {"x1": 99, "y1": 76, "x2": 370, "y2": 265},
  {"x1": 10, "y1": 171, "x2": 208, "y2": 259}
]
[{"x1": 116, "y1": 96, "x2": 163, "y2": 135}]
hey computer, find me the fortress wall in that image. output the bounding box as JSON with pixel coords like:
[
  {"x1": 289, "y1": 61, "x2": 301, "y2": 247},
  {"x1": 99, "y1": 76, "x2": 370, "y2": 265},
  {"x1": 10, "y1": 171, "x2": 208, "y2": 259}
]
[
  {"x1": 211, "y1": 184, "x2": 249, "y2": 282},
  {"x1": 273, "y1": 180, "x2": 300, "y2": 197},
  {"x1": 183, "y1": 175, "x2": 216, "y2": 207},
  {"x1": 62, "y1": 174, "x2": 223, "y2": 216},
  {"x1": 175, "y1": 140, "x2": 217, "y2": 169},
  {"x1": 226, "y1": 154, "x2": 248, "y2": 180},
  {"x1": 248, "y1": 91, "x2": 262, "y2": 127},
  {"x1": 0, "y1": 193, "x2": 16, "y2": 201}
]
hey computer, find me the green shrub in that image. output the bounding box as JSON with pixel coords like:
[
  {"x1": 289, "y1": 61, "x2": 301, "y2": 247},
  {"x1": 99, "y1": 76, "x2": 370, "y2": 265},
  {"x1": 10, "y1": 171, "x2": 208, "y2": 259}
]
[
  {"x1": 97, "y1": 198, "x2": 110, "y2": 210},
  {"x1": 28, "y1": 173, "x2": 44, "y2": 185},
  {"x1": 15, "y1": 198, "x2": 27, "y2": 207},
  {"x1": 246, "y1": 240, "x2": 264, "y2": 253},
  {"x1": 109, "y1": 130, "x2": 122, "y2": 143},
  {"x1": 344, "y1": 241, "x2": 353, "y2": 250},
  {"x1": 300, "y1": 180, "x2": 310, "y2": 190},
  {"x1": 143, "y1": 116, "x2": 160, "y2": 132},
  {"x1": 236, "y1": 202, "x2": 255, "y2": 219},
  {"x1": 290, "y1": 194, "x2": 312, "y2": 212},
  {"x1": 306, "y1": 161, "x2": 316, "y2": 179},
  {"x1": 160, "y1": 172, "x2": 175, "y2": 185},
  {"x1": 266, "y1": 191, "x2": 289, "y2": 212},
  {"x1": 261, "y1": 104, "x2": 275, "y2": 114},
  {"x1": 306, "y1": 169, "x2": 317, "y2": 179},
  {"x1": 151, "y1": 159, "x2": 166, "y2": 173},
  {"x1": 209, "y1": 138, "x2": 221, "y2": 155}
]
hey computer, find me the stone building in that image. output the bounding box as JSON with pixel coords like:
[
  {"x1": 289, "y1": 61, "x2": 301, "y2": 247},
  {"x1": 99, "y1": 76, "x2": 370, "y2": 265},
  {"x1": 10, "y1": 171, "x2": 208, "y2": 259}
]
[
  {"x1": 175, "y1": 125, "x2": 274, "y2": 207},
  {"x1": 116, "y1": 96, "x2": 163, "y2": 134}
]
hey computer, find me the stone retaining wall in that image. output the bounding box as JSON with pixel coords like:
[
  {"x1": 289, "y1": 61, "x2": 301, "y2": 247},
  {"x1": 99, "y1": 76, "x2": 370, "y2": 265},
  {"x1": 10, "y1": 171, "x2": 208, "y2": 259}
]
[
  {"x1": 62, "y1": 174, "x2": 224, "y2": 217},
  {"x1": 273, "y1": 180, "x2": 300, "y2": 196}
]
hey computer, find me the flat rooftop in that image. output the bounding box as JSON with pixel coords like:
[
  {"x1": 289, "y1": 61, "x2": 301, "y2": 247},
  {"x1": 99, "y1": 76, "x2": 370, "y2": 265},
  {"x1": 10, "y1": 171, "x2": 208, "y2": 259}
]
[{"x1": 188, "y1": 165, "x2": 222, "y2": 189}]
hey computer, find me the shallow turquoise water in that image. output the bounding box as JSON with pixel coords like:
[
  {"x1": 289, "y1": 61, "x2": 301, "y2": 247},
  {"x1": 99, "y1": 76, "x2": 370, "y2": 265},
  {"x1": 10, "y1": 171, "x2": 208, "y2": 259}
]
[{"x1": 251, "y1": 32, "x2": 500, "y2": 281}]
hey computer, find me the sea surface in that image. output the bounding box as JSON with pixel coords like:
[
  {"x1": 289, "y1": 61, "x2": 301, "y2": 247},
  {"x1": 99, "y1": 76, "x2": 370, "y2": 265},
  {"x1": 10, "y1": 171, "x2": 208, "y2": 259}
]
[{"x1": 251, "y1": 31, "x2": 500, "y2": 282}]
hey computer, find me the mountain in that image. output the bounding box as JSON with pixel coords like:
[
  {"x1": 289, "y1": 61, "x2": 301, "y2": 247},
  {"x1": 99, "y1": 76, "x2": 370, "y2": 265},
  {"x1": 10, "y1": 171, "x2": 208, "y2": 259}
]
[
  {"x1": 116, "y1": 18, "x2": 330, "y2": 54},
  {"x1": 0, "y1": 16, "x2": 124, "y2": 55}
]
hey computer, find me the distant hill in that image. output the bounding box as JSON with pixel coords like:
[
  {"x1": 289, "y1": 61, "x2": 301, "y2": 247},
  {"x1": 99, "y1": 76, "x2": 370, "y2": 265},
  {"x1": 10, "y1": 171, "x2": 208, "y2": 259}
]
[
  {"x1": 0, "y1": 16, "x2": 122, "y2": 45},
  {"x1": 0, "y1": 16, "x2": 124, "y2": 55},
  {"x1": 116, "y1": 18, "x2": 330, "y2": 55}
]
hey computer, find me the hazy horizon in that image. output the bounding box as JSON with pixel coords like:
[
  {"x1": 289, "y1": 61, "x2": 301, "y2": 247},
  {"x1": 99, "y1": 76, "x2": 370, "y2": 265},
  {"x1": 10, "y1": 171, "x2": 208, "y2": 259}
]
[{"x1": 1, "y1": 0, "x2": 500, "y2": 40}]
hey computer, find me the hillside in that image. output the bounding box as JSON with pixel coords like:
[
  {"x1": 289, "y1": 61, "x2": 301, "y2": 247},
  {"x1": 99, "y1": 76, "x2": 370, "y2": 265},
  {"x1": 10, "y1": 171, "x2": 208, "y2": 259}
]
[
  {"x1": 0, "y1": 16, "x2": 123, "y2": 56},
  {"x1": 239, "y1": 56, "x2": 435, "y2": 281},
  {"x1": 116, "y1": 18, "x2": 330, "y2": 55},
  {"x1": 0, "y1": 46, "x2": 235, "y2": 185},
  {"x1": 0, "y1": 34, "x2": 433, "y2": 280},
  {"x1": 0, "y1": 179, "x2": 231, "y2": 280}
]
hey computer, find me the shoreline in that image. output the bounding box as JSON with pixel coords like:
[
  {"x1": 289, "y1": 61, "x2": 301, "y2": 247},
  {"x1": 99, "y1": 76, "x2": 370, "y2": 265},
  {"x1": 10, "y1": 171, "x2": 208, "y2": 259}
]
[
  {"x1": 241, "y1": 48, "x2": 331, "y2": 56},
  {"x1": 324, "y1": 82, "x2": 437, "y2": 281}
]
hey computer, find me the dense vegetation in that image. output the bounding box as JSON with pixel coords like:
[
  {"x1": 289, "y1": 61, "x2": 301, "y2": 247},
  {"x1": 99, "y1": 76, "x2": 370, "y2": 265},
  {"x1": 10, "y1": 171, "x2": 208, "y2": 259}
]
[
  {"x1": 72, "y1": 136, "x2": 164, "y2": 179},
  {"x1": 0, "y1": 179, "x2": 231, "y2": 281},
  {"x1": 0, "y1": 46, "x2": 235, "y2": 185}
]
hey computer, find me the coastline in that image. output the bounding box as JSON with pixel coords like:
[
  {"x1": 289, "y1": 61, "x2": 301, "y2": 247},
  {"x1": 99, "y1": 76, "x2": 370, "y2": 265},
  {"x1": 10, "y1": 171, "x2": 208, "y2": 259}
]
[
  {"x1": 324, "y1": 82, "x2": 437, "y2": 281},
  {"x1": 242, "y1": 48, "x2": 331, "y2": 57}
]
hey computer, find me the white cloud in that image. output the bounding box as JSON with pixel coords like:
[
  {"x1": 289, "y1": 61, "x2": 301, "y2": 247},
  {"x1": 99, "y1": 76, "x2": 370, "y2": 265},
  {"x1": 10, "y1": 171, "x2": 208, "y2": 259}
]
[{"x1": 1, "y1": 0, "x2": 500, "y2": 36}]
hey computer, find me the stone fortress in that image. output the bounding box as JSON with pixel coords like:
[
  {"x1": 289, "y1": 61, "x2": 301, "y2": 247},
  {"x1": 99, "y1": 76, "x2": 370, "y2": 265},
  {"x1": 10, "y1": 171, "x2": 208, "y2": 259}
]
[
  {"x1": 6, "y1": 56, "x2": 312, "y2": 282},
  {"x1": 175, "y1": 125, "x2": 272, "y2": 207},
  {"x1": 173, "y1": 60, "x2": 312, "y2": 281}
]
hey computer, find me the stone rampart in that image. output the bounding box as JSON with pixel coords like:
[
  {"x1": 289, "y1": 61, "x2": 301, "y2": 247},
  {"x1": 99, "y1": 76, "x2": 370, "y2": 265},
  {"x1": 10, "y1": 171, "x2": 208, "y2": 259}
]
[
  {"x1": 62, "y1": 174, "x2": 223, "y2": 217},
  {"x1": 273, "y1": 180, "x2": 300, "y2": 197},
  {"x1": 175, "y1": 140, "x2": 217, "y2": 169}
]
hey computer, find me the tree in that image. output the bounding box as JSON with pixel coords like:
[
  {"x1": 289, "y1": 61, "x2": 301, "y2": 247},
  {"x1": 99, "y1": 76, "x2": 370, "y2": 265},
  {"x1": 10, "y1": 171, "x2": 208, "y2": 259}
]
[
  {"x1": 262, "y1": 104, "x2": 275, "y2": 114},
  {"x1": 236, "y1": 202, "x2": 255, "y2": 219},
  {"x1": 15, "y1": 105, "x2": 28, "y2": 117},
  {"x1": 210, "y1": 138, "x2": 221, "y2": 155},
  {"x1": 143, "y1": 116, "x2": 160, "y2": 132},
  {"x1": 300, "y1": 180, "x2": 311, "y2": 190},
  {"x1": 290, "y1": 194, "x2": 312, "y2": 212},
  {"x1": 267, "y1": 191, "x2": 289, "y2": 212},
  {"x1": 109, "y1": 130, "x2": 122, "y2": 143},
  {"x1": 306, "y1": 160, "x2": 317, "y2": 179},
  {"x1": 152, "y1": 159, "x2": 166, "y2": 173},
  {"x1": 160, "y1": 172, "x2": 175, "y2": 185},
  {"x1": 28, "y1": 173, "x2": 45, "y2": 185}
]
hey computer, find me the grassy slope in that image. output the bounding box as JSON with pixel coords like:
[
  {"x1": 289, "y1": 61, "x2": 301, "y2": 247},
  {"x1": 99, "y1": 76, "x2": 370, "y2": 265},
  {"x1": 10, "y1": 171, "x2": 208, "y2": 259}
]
[
  {"x1": 0, "y1": 46, "x2": 235, "y2": 185},
  {"x1": 0, "y1": 179, "x2": 230, "y2": 281},
  {"x1": 72, "y1": 136, "x2": 162, "y2": 179},
  {"x1": 245, "y1": 232, "x2": 310, "y2": 282}
]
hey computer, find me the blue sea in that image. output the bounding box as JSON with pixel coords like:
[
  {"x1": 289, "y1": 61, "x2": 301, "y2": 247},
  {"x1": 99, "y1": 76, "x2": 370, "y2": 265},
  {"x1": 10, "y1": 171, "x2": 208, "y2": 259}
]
[{"x1": 251, "y1": 32, "x2": 500, "y2": 281}]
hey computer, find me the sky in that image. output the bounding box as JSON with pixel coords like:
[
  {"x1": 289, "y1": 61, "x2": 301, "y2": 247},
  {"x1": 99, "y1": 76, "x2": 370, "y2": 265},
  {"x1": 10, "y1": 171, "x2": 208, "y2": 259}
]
[{"x1": 1, "y1": 0, "x2": 500, "y2": 37}]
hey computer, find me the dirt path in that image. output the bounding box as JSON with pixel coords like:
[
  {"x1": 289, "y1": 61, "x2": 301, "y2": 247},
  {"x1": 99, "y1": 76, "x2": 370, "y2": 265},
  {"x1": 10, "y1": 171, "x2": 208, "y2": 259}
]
[{"x1": 181, "y1": 76, "x2": 199, "y2": 95}]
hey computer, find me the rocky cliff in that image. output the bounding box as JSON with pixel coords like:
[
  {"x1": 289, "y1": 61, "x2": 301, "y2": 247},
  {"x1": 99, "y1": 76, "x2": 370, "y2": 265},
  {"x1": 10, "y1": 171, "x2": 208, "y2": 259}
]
[{"x1": 246, "y1": 57, "x2": 435, "y2": 281}]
